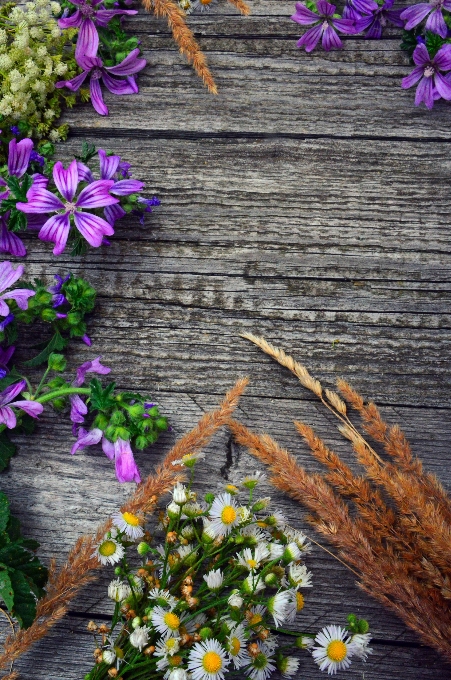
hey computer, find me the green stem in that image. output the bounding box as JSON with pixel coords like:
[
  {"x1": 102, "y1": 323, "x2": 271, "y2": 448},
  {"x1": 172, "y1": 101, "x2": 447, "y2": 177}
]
[
  {"x1": 33, "y1": 366, "x2": 51, "y2": 400},
  {"x1": 35, "y1": 386, "x2": 91, "y2": 404}
]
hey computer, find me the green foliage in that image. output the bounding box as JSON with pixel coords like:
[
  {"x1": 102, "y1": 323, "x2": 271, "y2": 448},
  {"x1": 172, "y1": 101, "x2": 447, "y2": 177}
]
[
  {"x1": 347, "y1": 613, "x2": 370, "y2": 634},
  {"x1": 425, "y1": 31, "x2": 450, "y2": 58},
  {"x1": 400, "y1": 29, "x2": 422, "y2": 61},
  {"x1": 0, "y1": 492, "x2": 48, "y2": 627}
]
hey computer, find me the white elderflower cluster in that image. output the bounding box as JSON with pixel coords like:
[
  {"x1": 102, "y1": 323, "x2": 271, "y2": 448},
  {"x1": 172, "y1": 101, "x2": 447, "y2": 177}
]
[{"x1": 0, "y1": 0, "x2": 79, "y2": 141}]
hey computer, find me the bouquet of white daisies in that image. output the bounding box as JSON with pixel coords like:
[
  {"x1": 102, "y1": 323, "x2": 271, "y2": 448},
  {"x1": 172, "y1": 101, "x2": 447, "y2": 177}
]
[{"x1": 85, "y1": 461, "x2": 372, "y2": 680}]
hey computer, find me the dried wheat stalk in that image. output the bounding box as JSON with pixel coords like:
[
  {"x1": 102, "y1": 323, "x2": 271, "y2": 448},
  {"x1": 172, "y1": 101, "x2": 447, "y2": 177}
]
[
  {"x1": 0, "y1": 377, "x2": 248, "y2": 675},
  {"x1": 142, "y1": 0, "x2": 218, "y2": 93}
]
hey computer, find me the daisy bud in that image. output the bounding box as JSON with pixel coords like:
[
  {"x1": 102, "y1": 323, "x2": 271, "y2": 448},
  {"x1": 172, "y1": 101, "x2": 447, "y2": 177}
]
[
  {"x1": 296, "y1": 635, "x2": 314, "y2": 649},
  {"x1": 252, "y1": 497, "x2": 271, "y2": 512},
  {"x1": 173, "y1": 482, "x2": 188, "y2": 505},
  {"x1": 282, "y1": 542, "x2": 301, "y2": 564},
  {"x1": 228, "y1": 591, "x2": 244, "y2": 608},
  {"x1": 167, "y1": 502, "x2": 181, "y2": 519},
  {"x1": 137, "y1": 541, "x2": 151, "y2": 556},
  {"x1": 224, "y1": 484, "x2": 239, "y2": 495},
  {"x1": 131, "y1": 616, "x2": 142, "y2": 629},
  {"x1": 264, "y1": 572, "x2": 279, "y2": 587},
  {"x1": 204, "y1": 492, "x2": 215, "y2": 503},
  {"x1": 277, "y1": 656, "x2": 299, "y2": 678},
  {"x1": 199, "y1": 626, "x2": 213, "y2": 640},
  {"x1": 102, "y1": 650, "x2": 116, "y2": 665}
]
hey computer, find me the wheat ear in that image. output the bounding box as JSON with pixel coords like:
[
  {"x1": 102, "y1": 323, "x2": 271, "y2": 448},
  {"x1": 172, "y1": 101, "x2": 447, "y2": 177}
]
[
  {"x1": 227, "y1": 0, "x2": 250, "y2": 13},
  {"x1": 0, "y1": 378, "x2": 248, "y2": 673},
  {"x1": 143, "y1": 0, "x2": 218, "y2": 93}
]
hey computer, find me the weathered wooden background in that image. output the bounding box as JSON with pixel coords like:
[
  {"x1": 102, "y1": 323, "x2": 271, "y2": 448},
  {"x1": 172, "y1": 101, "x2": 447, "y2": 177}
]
[{"x1": 1, "y1": 1, "x2": 451, "y2": 677}]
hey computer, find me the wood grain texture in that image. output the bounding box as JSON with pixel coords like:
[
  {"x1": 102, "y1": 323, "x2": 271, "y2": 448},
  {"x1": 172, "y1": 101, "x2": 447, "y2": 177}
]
[{"x1": 1, "y1": 3, "x2": 451, "y2": 677}]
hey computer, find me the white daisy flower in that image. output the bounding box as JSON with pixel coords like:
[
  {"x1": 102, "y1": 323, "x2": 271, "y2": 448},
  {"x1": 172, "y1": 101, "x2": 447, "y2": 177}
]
[
  {"x1": 246, "y1": 604, "x2": 267, "y2": 629},
  {"x1": 267, "y1": 543, "x2": 284, "y2": 560},
  {"x1": 288, "y1": 563, "x2": 313, "y2": 588},
  {"x1": 209, "y1": 493, "x2": 240, "y2": 536},
  {"x1": 277, "y1": 656, "x2": 299, "y2": 678},
  {"x1": 242, "y1": 572, "x2": 265, "y2": 595},
  {"x1": 178, "y1": 544, "x2": 197, "y2": 563},
  {"x1": 298, "y1": 635, "x2": 315, "y2": 649},
  {"x1": 247, "y1": 642, "x2": 276, "y2": 680},
  {"x1": 93, "y1": 537, "x2": 124, "y2": 565},
  {"x1": 102, "y1": 649, "x2": 116, "y2": 665},
  {"x1": 240, "y1": 524, "x2": 269, "y2": 545},
  {"x1": 203, "y1": 568, "x2": 224, "y2": 590},
  {"x1": 148, "y1": 587, "x2": 178, "y2": 609},
  {"x1": 181, "y1": 525, "x2": 196, "y2": 540},
  {"x1": 155, "y1": 636, "x2": 181, "y2": 657},
  {"x1": 267, "y1": 590, "x2": 297, "y2": 627},
  {"x1": 111, "y1": 510, "x2": 144, "y2": 539},
  {"x1": 242, "y1": 471, "x2": 266, "y2": 489},
  {"x1": 202, "y1": 520, "x2": 217, "y2": 542},
  {"x1": 238, "y1": 544, "x2": 270, "y2": 571},
  {"x1": 188, "y1": 638, "x2": 230, "y2": 680},
  {"x1": 173, "y1": 482, "x2": 188, "y2": 504},
  {"x1": 350, "y1": 633, "x2": 372, "y2": 660},
  {"x1": 283, "y1": 527, "x2": 311, "y2": 553},
  {"x1": 265, "y1": 510, "x2": 286, "y2": 528},
  {"x1": 129, "y1": 575, "x2": 144, "y2": 596},
  {"x1": 166, "y1": 670, "x2": 189, "y2": 680},
  {"x1": 227, "y1": 623, "x2": 250, "y2": 669},
  {"x1": 129, "y1": 625, "x2": 151, "y2": 651},
  {"x1": 228, "y1": 591, "x2": 244, "y2": 608},
  {"x1": 151, "y1": 606, "x2": 185, "y2": 638},
  {"x1": 178, "y1": 0, "x2": 194, "y2": 13},
  {"x1": 167, "y1": 501, "x2": 182, "y2": 519},
  {"x1": 282, "y1": 542, "x2": 301, "y2": 564},
  {"x1": 312, "y1": 625, "x2": 356, "y2": 674},
  {"x1": 182, "y1": 501, "x2": 205, "y2": 518},
  {"x1": 172, "y1": 451, "x2": 206, "y2": 467},
  {"x1": 108, "y1": 578, "x2": 131, "y2": 602}
]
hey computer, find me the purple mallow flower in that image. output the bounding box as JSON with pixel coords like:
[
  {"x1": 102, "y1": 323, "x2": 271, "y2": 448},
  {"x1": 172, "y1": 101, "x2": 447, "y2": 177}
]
[
  {"x1": 55, "y1": 49, "x2": 146, "y2": 117},
  {"x1": 48, "y1": 273, "x2": 70, "y2": 308},
  {"x1": 0, "y1": 138, "x2": 34, "y2": 201},
  {"x1": 71, "y1": 429, "x2": 141, "y2": 483},
  {"x1": 0, "y1": 380, "x2": 43, "y2": 429},
  {"x1": 355, "y1": 0, "x2": 403, "y2": 37},
  {"x1": 74, "y1": 356, "x2": 110, "y2": 387},
  {"x1": 0, "y1": 214, "x2": 26, "y2": 258},
  {"x1": 58, "y1": 0, "x2": 137, "y2": 63},
  {"x1": 291, "y1": 0, "x2": 356, "y2": 52},
  {"x1": 16, "y1": 159, "x2": 119, "y2": 255},
  {"x1": 342, "y1": 0, "x2": 377, "y2": 20},
  {"x1": 0, "y1": 261, "x2": 35, "y2": 320},
  {"x1": 401, "y1": 43, "x2": 451, "y2": 109},
  {"x1": 401, "y1": 0, "x2": 451, "y2": 38}
]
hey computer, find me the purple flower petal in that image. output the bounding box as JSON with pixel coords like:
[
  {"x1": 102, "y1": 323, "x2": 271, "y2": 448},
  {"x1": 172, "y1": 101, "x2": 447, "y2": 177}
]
[
  {"x1": 102, "y1": 72, "x2": 138, "y2": 95},
  {"x1": 17, "y1": 188, "x2": 64, "y2": 214},
  {"x1": 7, "y1": 139, "x2": 33, "y2": 178},
  {"x1": 90, "y1": 77, "x2": 109, "y2": 116},
  {"x1": 73, "y1": 211, "x2": 114, "y2": 247},
  {"x1": 75, "y1": 18, "x2": 99, "y2": 62},
  {"x1": 10, "y1": 400, "x2": 44, "y2": 418},
  {"x1": 434, "y1": 71, "x2": 451, "y2": 99},
  {"x1": 433, "y1": 43, "x2": 451, "y2": 70},
  {"x1": 71, "y1": 427, "x2": 103, "y2": 455},
  {"x1": 0, "y1": 261, "x2": 24, "y2": 295},
  {"x1": 0, "y1": 380, "x2": 27, "y2": 407},
  {"x1": 425, "y1": 8, "x2": 448, "y2": 37},
  {"x1": 322, "y1": 24, "x2": 342, "y2": 49},
  {"x1": 386, "y1": 8, "x2": 404, "y2": 26},
  {"x1": 1, "y1": 288, "x2": 35, "y2": 311},
  {"x1": 316, "y1": 0, "x2": 336, "y2": 17},
  {"x1": 27, "y1": 214, "x2": 49, "y2": 231},
  {"x1": 110, "y1": 179, "x2": 144, "y2": 196},
  {"x1": 53, "y1": 159, "x2": 79, "y2": 202},
  {"x1": 77, "y1": 161, "x2": 94, "y2": 183},
  {"x1": 98, "y1": 149, "x2": 120, "y2": 180},
  {"x1": 114, "y1": 438, "x2": 141, "y2": 483},
  {"x1": 55, "y1": 70, "x2": 89, "y2": 91},
  {"x1": 400, "y1": 3, "x2": 431, "y2": 30},
  {"x1": 95, "y1": 8, "x2": 137, "y2": 26},
  {"x1": 70, "y1": 394, "x2": 88, "y2": 424},
  {"x1": 332, "y1": 17, "x2": 357, "y2": 34},
  {"x1": 106, "y1": 49, "x2": 147, "y2": 76},
  {"x1": 401, "y1": 64, "x2": 424, "y2": 89},
  {"x1": 412, "y1": 42, "x2": 431, "y2": 67},
  {"x1": 0, "y1": 406, "x2": 16, "y2": 429},
  {"x1": 104, "y1": 203, "x2": 126, "y2": 225},
  {"x1": 75, "y1": 356, "x2": 111, "y2": 387},
  {"x1": 351, "y1": 0, "x2": 377, "y2": 12},
  {"x1": 415, "y1": 73, "x2": 434, "y2": 108},
  {"x1": 38, "y1": 213, "x2": 71, "y2": 256},
  {"x1": 76, "y1": 179, "x2": 117, "y2": 208},
  {"x1": 291, "y1": 3, "x2": 320, "y2": 24},
  {"x1": 102, "y1": 436, "x2": 115, "y2": 460},
  {"x1": 297, "y1": 23, "x2": 323, "y2": 51},
  {"x1": 58, "y1": 9, "x2": 82, "y2": 28}
]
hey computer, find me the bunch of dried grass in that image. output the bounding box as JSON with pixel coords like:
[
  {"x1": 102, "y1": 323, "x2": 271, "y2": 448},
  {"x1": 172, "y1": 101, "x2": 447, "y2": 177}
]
[
  {"x1": 142, "y1": 0, "x2": 250, "y2": 94},
  {"x1": 0, "y1": 377, "x2": 248, "y2": 675},
  {"x1": 231, "y1": 333, "x2": 451, "y2": 662}
]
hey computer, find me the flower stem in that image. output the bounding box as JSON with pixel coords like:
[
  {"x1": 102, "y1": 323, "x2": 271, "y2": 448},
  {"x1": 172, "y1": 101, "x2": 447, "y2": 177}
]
[{"x1": 35, "y1": 386, "x2": 91, "y2": 404}]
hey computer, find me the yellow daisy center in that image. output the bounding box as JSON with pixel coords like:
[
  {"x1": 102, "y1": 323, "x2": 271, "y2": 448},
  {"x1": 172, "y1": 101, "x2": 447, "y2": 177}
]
[
  {"x1": 221, "y1": 505, "x2": 237, "y2": 525},
  {"x1": 167, "y1": 639, "x2": 177, "y2": 650},
  {"x1": 246, "y1": 559, "x2": 258, "y2": 569},
  {"x1": 169, "y1": 655, "x2": 182, "y2": 667},
  {"x1": 164, "y1": 612, "x2": 180, "y2": 630},
  {"x1": 230, "y1": 637, "x2": 241, "y2": 656},
  {"x1": 249, "y1": 613, "x2": 262, "y2": 626},
  {"x1": 203, "y1": 650, "x2": 223, "y2": 673},
  {"x1": 296, "y1": 592, "x2": 305, "y2": 611},
  {"x1": 327, "y1": 640, "x2": 347, "y2": 663},
  {"x1": 99, "y1": 540, "x2": 117, "y2": 557},
  {"x1": 122, "y1": 512, "x2": 140, "y2": 527}
]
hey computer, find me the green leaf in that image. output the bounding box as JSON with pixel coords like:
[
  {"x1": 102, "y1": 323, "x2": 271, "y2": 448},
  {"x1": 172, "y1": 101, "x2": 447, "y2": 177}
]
[
  {"x1": 0, "y1": 431, "x2": 17, "y2": 472},
  {"x1": 89, "y1": 379, "x2": 116, "y2": 411},
  {"x1": 0, "y1": 493, "x2": 9, "y2": 532},
  {"x1": 22, "y1": 331, "x2": 67, "y2": 367},
  {"x1": 18, "y1": 415, "x2": 36, "y2": 436},
  {"x1": 0, "y1": 570, "x2": 14, "y2": 611},
  {"x1": 0, "y1": 368, "x2": 23, "y2": 393},
  {"x1": 9, "y1": 570, "x2": 37, "y2": 628}
]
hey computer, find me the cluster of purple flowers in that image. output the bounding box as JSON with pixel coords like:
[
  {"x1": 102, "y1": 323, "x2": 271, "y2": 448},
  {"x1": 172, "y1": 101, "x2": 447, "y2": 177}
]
[
  {"x1": 291, "y1": 0, "x2": 451, "y2": 109},
  {"x1": 0, "y1": 137, "x2": 159, "y2": 256},
  {"x1": 56, "y1": 0, "x2": 146, "y2": 115}
]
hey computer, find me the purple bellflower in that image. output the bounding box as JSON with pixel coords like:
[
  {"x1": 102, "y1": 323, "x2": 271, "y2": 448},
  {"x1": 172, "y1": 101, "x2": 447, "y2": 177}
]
[
  {"x1": 401, "y1": 0, "x2": 451, "y2": 38},
  {"x1": 55, "y1": 49, "x2": 146, "y2": 116},
  {"x1": 16, "y1": 159, "x2": 119, "y2": 255},
  {"x1": 0, "y1": 138, "x2": 34, "y2": 201},
  {"x1": 77, "y1": 148, "x2": 144, "y2": 225},
  {"x1": 69, "y1": 356, "x2": 111, "y2": 433},
  {"x1": 291, "y1": 0, "x2": 356, "y2": 52},
  {"x1": 71, "y1": 429, "x2": 141, "y2": 483},
  {"x1": 356, "y1": 0, "x2": 403, "y2": 37},
  {"x1": 0, "y1": 346, "x2": 15, "y2": 379},
  {"x1": 58, "y1": 0, "x2": 137, "y2": 62},
  {"x1": 0, "y1": 380, "x2": 43, "y2": 429},
  {"x1": 48, "y1": 273, "x2": 70, "y2": 308},
  {"x1": 342, "y1": 0, "x2": 377, "y2": 20},
  {"x1": 401, "y1": 43, "x2": 451, "y2": 108},
  {"x1": 0, "y1": 261, "x2": 35, "y2": 320}
]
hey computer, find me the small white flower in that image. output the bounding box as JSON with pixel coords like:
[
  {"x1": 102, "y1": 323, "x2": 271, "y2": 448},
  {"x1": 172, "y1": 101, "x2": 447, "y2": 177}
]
[
  {"x1": 93, "y1": 537, "x2": 125, "y2": 566},
  {"x1": 246, "y1": 604, "x2": 267, "y2": 629},
  {"x1": 237, "y1": 505, "x2": 251, "y2": 523},
  {"x1": 129, "y1": 575, "x2": 144, "y2": 595},
  {"x1": 253, "y1": 496, "x2": 271, "y2": 511},
  {"x1": 202, "y1": 520, "x2": 217, "y2": 542},
  {"x1": 108, "y1": 578, "x2": 131, "y2": 602},
  {"x1": 227, "y1": 623, "x2": 250, "y2": 669},
  {"x1": 228, "y1": 591, "x2": 243, "y2": 608},
  {"x1": 203, "y1": 568, "x2": 224, "y2": 590},
  {"x1": 112, "y1": 510, "x2": 144, "y2": 539},
  {"x1": 242, "y1": 471, "x2": 266, "y2": 489},
  {"x1": 282, "y1": 542, "x2": 301, "y2": 564},
  {"x1": 173, "y1": 482, "x2": 188, "y2": 504},
  {"x1": 311, "y1": 625, "x2": 356, "y2": 675},
  {"x1": 242, "y1": 572, "x2": 265, "y2": 595},
  {"x1": 237, "y1": 544, "x2": 270, "y2": 571},
  {"x1": 102, "y1": 649, "x2": 116, "y2": 665},
  {"x1": 240, "y1": 524, "x2": 269, "y2": 545},
  {"x1": 167, "y1": 670, "x2": 189, "y2": 680},
  {"x1": 288, "y1": 563, "x2": 313, "y2": 588},
  {"x1": 247, "y1": 642, "x2": 276, "y2": 680},
  {"x1": 298, "y1": 635, "x2": 314, "y2": 649},
  {"x1": 151, "y1": 606, "x2": 185, "y2": 638},
  {"x1": 283, "y1": 526, "x2": 311, "y2": 553},
  {"x1": 181, "y1": 524, "x2": 196, "y2": 540},
  {"x1": 188, "y1": 638, "x2": 230, "y2": 680},
  {"x1": 148, "y1": 587, "x2": 178, "y2": 609},
  {"x1": 155, "y1": 636, "x2": 181, "y2": 657},
  {"x1": 351, "y1": 633, "x2": 372, "y2": 660},
  {"x1": 209, "y1": 493, "x2": 240, "y2": 536},
  {"x1": 266, "y1": 510, "x2": 286, "y2": 528},
  {"x1": 167, "y1": 501, "x2": 182, "y2": 518},
  {"x1": 172, "y1": 451, "x2": 206, "y2": 467},
  {"x1": 129, "y1": 625, "x2": 151, "y2": 651},
  {"x1": 178, "y1": 543, "x2": 197, "y2": 563},
  {"x1": 267, "y1": 590, "x2": 297, "y2": 627},
  {"x1": 267, "y1": 543, "x2": 284, "y2": 560},
  {"x1": 182, "y1": 501, "x2": 204, "y2": 518},
  {"x1": 278, "y1": 656, "x2": 299, "y2": 678}
]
